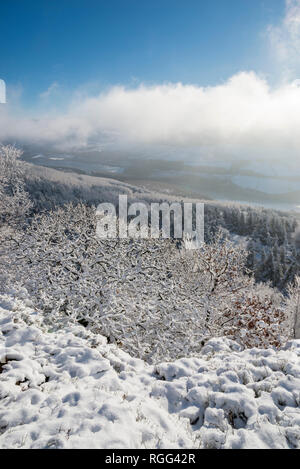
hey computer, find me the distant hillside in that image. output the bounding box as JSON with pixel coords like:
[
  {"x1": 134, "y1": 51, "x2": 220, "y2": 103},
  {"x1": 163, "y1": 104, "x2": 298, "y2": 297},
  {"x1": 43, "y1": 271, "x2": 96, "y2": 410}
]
[
  {"x1": 24, "y1": 163, "x2": 211, "y2": 212},
  {"x1": 19, "y1": 143, "x2": 300, "y2": 211},
  {"x1": 22, "y1": 163, "x2": 299, "y2": 292}
]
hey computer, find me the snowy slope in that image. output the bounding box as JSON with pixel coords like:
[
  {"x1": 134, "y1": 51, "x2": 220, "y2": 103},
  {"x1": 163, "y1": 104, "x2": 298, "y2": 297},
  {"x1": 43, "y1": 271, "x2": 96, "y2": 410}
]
[{"x1": 0, "y1": 294, "x2": 300, "y2": 449}]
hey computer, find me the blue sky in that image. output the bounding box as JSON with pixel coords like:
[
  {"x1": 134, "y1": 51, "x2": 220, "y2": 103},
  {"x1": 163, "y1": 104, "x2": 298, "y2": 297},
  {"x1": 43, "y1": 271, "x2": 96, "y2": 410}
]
[{"x1": 0, "y1": 0, "x2": 285, "y2": 107}]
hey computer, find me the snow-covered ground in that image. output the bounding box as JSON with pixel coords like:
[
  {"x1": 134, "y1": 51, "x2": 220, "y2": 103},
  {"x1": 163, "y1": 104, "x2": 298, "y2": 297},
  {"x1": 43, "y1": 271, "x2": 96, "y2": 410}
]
[{"x1": 0, "y1": 294, "x2": 300, "y2": 449}]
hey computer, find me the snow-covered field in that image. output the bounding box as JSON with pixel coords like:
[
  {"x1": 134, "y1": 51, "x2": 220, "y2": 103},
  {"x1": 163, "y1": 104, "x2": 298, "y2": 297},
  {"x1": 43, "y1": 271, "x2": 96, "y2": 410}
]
[{"x1": 0, "y1": 294, "x2": 300, "y2": 449}]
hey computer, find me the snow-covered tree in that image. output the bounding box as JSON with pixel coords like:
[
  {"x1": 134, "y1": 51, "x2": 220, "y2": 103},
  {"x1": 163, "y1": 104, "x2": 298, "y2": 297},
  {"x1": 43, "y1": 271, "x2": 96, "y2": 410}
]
[{"x1": 0, "y1": 144, "x2": 32, "y2": 228}]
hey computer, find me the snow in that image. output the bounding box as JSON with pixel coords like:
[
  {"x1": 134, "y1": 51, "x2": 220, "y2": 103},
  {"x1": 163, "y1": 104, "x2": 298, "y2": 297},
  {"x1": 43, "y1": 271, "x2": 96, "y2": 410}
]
[{"x1": 0, "y1": 294, "x2": 300, "y2": 449}]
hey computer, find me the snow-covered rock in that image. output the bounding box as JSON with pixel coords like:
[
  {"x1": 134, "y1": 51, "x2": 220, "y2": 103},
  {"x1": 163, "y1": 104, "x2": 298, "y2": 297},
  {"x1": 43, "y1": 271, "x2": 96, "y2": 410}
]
[{"x1": 0, "y1": 295, "x2": 299, "y2": 449}]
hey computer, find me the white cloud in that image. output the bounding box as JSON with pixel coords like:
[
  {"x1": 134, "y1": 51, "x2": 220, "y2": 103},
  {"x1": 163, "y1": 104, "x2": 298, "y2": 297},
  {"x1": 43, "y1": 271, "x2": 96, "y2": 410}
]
[
  {"x1": 1, "y1": 71, "x2": 300, "y2": 165},
  {"x1": 39, "y1": 82, "x2": 60, "y2": 100},
  {"x1": 0, "y1": 79, "x2": 6, "y2": 104},
  {"x1": 267, "y1": 0, "x2": 300, "y2": 79}
]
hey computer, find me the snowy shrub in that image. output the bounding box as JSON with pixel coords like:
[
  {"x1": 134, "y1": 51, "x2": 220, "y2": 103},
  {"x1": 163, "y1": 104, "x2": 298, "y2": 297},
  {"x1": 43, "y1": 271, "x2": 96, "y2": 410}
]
[
  {"x1": 1, "y1": 203, "x2": 293, "y2": 362},
  {"x1": 221, "y1": 295, "x2": 288, "y2": 348}
]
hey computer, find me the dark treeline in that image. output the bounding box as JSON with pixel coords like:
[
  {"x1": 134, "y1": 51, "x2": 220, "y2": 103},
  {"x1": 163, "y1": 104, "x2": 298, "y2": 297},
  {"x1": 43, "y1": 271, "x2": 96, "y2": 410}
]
[{"x1": 205, "y1": 204, "x2": 299, "y2": 292}]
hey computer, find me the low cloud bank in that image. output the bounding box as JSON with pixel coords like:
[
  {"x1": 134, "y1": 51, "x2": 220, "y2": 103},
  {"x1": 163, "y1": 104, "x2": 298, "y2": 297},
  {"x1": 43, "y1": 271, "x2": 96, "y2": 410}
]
[{"x1": 1, "y1": 71, "x2": 300, "y2": 164}]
